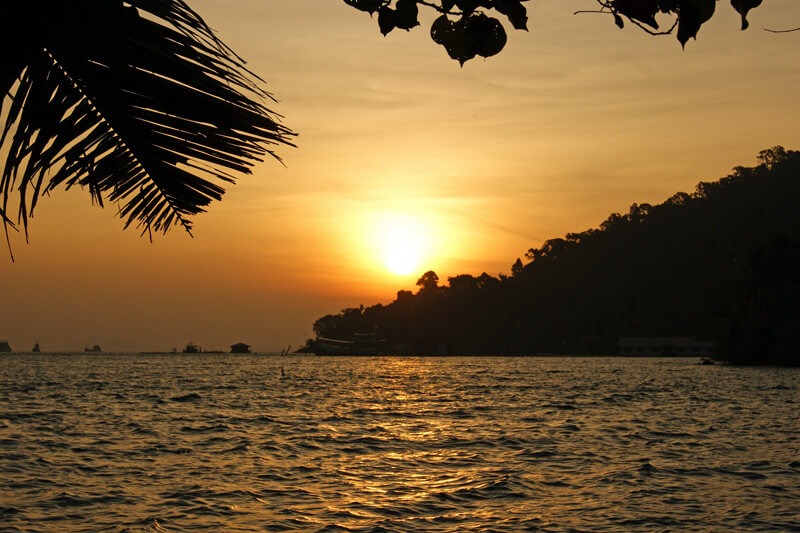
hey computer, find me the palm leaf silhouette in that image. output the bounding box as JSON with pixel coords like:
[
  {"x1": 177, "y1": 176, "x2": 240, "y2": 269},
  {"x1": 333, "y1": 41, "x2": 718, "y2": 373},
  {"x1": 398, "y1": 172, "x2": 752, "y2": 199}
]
[{"x1": 0, "y1": 0, "x2": 294, "y2": 257}]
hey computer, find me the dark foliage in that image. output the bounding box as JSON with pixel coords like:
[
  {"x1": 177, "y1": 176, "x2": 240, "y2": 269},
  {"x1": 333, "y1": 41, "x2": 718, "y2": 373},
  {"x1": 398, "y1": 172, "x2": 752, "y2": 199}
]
[
  {"x1": 723, "y1": 237, "x2": 800, "y2": 365},
  {"x1": 345, "y1": 0, "x2": 771, "y2": 63},
  {"x1": 1, "y1": 0, "x2": 295, "y2": 258},
  {"x1": 310, "y1": 147, "x2": 800, "y2": 364}
]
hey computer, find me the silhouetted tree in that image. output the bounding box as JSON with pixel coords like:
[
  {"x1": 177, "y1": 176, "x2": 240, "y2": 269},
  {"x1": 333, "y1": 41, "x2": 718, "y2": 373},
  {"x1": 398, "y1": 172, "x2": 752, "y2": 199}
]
[
  {"x1": 723, "y1": 237, "x2": 800, "y2": 365},
  {"x1": 448, "y1": 274, "x2": 479, "y2": 293},
  {"x1": 757, "y1": 145, "x2": 790, "y2": 169},
  {"x1": 416, "y1": 270, "x2": 440, "y2": 293},
  {"x1": 511, "y1": 258, "x2": 524, "y2": 276}
]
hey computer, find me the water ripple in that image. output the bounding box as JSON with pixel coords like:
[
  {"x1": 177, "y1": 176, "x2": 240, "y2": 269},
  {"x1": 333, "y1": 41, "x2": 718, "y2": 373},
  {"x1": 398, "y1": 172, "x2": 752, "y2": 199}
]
[{"x1": 0, "y1": 354, "x2": 798, "y2": 532}]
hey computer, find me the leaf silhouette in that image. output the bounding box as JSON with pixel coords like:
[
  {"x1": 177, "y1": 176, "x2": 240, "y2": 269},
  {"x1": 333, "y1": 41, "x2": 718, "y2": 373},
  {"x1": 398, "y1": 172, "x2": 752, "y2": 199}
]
[
  {"x1": 431, "y1": 15, "x2": 455, "y2": 45},
  {"x1": 0, "y1": 0, "x2": 294, "y2": 253},
  {"x1": 493, "y1": 0, "x2": 529, "y2": 31},
  {"x1": 731, "y1": 0, "x2": 763, "y2": 30},
  {"x1": 612, "y1": 0, "x2": 660, "y2": 29},
  {"x1": 466, "y1": 14, "x2": 508, "y2": 58},
  {"x1": 379, "y1": 6, "x2": 397, "y2": 35},
  {"x1": 677, "y1": 0, "x2": 716, "y2": 47},
  {"x1": 344, "y1": 0, "x2": 382, "y2": 15},
  {"x1": 395, "y1": 0, "x2": 420, "y2": 30},
  {"x1": 455, "y1": 0, "x2": 480, "y2": 16}
]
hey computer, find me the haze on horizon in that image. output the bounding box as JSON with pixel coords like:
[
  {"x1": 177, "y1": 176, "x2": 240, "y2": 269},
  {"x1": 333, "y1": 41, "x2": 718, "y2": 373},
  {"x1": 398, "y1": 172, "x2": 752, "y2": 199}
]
[{"x1": 2, "y1": 0, "x2": 799, "y2": 352}]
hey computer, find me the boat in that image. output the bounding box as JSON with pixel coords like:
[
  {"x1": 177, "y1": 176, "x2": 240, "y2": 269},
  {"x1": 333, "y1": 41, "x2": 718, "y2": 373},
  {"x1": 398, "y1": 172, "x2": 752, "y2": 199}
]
[
  {"x1": 312, "y1": 333, "x2": 385, "y2": 355},
  {"x1": 32, "y1": 342, "x2": 40, "y2": 352},
  {"x1": 182, "y1": 342, "x2": 201, "y2": 353},
  {"x1": 0, "y1": 340, "x2": 11, "y2": 352},
  {"x1": 84, "y1": 345, "x2": 102, "y2": 352},
  {"x1": 353, "y1": 333, "x2": 381, "y2": 355},
  {"x1": 312, "y1": 337, "x2": 354, "y2": 355}
]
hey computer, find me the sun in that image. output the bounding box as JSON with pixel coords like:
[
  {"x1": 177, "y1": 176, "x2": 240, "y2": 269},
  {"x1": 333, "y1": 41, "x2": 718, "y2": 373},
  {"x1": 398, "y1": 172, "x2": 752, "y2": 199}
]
[
  {"x1": 374, "y1": 213, "x2": 429, "y2": 276},
  {"x1": 384, "y1": 228, "x2": 419, "y2": 275}
]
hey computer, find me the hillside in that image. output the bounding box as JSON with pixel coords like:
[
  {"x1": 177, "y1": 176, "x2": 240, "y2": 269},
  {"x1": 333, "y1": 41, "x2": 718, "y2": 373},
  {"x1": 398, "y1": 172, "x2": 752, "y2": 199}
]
[{"x1": 308, "y1": 147, "x2": 800, "y2": 364}]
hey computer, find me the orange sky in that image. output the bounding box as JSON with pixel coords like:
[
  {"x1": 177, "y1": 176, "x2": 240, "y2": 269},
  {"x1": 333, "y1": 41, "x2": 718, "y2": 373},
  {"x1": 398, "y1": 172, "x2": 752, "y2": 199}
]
[{"x1": 2, "y1": 1, "x2": 800, "y2": 352}]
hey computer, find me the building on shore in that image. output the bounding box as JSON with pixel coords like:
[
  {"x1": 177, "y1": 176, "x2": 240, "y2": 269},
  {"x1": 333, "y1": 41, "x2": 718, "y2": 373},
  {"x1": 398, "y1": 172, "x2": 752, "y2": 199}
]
[{"x1": 230, "y1": 342, "x2": 251, "y2": 354}]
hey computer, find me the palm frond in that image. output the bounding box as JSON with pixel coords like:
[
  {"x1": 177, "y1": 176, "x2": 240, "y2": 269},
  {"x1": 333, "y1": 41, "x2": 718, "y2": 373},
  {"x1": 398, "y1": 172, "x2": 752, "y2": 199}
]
[{"x1": 0, "y1": 0, "x2": 295, "y2": 254}]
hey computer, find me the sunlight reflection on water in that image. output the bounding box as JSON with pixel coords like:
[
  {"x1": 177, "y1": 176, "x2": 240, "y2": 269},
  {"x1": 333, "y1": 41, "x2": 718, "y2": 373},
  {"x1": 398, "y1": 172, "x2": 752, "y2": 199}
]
[{"x1": 0, "y1": 355, "x2": 798, "y2": 532}]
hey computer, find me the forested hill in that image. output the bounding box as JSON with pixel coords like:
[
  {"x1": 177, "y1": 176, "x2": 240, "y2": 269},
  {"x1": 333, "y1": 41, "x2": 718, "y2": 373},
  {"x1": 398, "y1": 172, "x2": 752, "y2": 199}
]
[{"x1": 309, "y1": 147, "x2": 800, "y2": 364}]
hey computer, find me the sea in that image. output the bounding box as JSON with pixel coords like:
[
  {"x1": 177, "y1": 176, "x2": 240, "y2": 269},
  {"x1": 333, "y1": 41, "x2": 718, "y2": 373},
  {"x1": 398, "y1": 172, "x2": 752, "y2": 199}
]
[{"x1": 0, "y1": 354, "x2": 798, "y2": 532}]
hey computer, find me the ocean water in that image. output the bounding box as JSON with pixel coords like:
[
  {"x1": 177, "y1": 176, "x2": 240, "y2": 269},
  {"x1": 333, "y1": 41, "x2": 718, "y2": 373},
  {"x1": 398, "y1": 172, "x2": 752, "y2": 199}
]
[{"x1": 0, "y1": 355, "x2": 798, "y2": 533}]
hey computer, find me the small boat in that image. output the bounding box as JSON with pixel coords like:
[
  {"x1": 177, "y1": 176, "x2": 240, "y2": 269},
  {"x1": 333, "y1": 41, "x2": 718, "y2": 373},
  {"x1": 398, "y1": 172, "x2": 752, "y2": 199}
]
[
  {"x1": 182, "y1": 342, "x2": 201, "y2": 353},
  {"x1": 313, "y1": 337, "x2": 354, "y2": 355},
  {"x1": 697, "y1": 358, "x2": 716, "y2": 365},
  {"x1": 32, "y1": 342, "x2": 40, "y2": 353},
  {"x1": 312, "y1": 334, "x2": 385, "y2": 356},
  {"x1": 84, "y1": 345, "x2": 102, "y2": 352},
  {"x1": 353, "y1": 333, "x2": 381, "y2": 355},
  {"x1": 0, "y1": 340, "x2": 11, "y2": 353}
]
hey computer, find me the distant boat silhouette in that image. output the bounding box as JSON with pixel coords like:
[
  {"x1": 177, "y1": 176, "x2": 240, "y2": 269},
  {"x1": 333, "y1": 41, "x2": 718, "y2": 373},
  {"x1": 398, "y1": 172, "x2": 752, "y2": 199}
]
[
  {"x1": 182, "y1": 342, "x2": 201, "y2": 353},
  {"x1": 32, "y1": 342, "x2": 40, "y2": 352},
  {"x1": 0, "y1": 340, "x2": 11, "y2": 352},
  {"x1": 85, "y1": 345, "x2": 102, "y2": 352},
  {"x1": 313, "y1": 337, "x2": 354, "y2": 355},
  {"x1": 312, "y1": 333, "x2": 383, "y2": 355}
]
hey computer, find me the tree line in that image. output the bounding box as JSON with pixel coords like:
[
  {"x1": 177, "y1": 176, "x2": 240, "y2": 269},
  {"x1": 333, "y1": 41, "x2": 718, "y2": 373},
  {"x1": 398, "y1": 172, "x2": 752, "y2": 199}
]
[{"x1": 307, "y1": 146, "x2": 800, "y2": 364}]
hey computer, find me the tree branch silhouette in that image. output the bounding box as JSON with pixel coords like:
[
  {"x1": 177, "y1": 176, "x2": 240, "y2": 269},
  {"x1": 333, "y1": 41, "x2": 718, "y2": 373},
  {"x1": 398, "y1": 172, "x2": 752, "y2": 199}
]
[
  {"x1": 346, "y1": 0, "x2": 772, "y2": 60},
  {"x1": 764, "y1": 27, "x2": 800, "y2": 33}
]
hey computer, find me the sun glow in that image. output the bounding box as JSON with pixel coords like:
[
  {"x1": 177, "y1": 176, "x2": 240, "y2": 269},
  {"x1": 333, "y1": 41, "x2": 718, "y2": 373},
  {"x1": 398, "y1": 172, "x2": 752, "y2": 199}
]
[{"x1": 373, "y1": 213, "x2": 431, "y2": 276}]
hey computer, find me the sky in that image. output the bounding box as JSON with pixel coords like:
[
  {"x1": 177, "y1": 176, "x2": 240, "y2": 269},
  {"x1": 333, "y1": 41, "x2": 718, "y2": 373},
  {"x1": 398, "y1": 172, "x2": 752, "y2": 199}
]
[{"x1": 2, "y1": 0, "x2": 800, "y2": 352}]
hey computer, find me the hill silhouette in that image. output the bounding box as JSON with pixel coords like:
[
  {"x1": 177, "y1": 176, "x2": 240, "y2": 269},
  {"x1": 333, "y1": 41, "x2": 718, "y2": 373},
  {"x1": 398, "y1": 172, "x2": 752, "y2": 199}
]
[{"x1": 308, "y1": 147, "x2": 800, "y2": 365}]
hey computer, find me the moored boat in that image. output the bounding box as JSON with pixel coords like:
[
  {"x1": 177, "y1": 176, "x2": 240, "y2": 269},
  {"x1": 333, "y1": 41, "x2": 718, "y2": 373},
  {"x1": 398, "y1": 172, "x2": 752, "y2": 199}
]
[
  {"x1": 312, "y1": 333, "x2": 385, "y2": 355},
  {"x1": 182, "y1": 342, "x2": 201, "y2": 353},
  {"x1": 313, "y1": 337, "x2": 354, "y2": 355}
]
